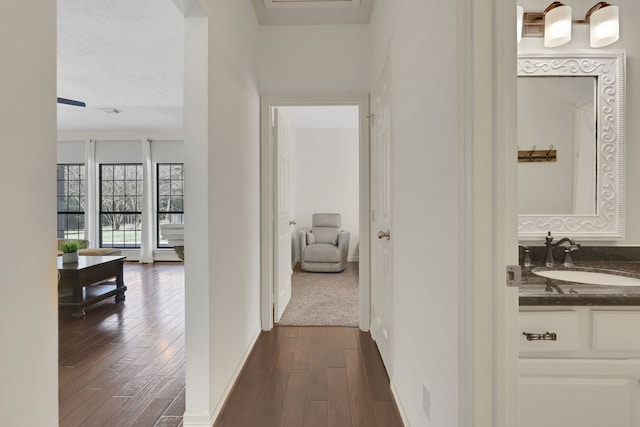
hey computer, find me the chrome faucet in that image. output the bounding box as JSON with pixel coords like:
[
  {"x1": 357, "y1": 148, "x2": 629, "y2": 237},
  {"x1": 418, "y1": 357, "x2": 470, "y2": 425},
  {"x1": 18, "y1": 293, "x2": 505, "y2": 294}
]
[
  {"x1": 519, "y1": 244, "x2": 532, "y2": 268},
  {"x1": 544, "y1": 231, "x2": 580, "y2": 267}
]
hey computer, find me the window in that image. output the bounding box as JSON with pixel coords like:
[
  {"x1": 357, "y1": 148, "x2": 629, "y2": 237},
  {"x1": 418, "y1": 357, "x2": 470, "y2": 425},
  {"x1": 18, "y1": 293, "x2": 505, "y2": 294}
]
[
  {"x1": 157, "y1": 163, "x2": 184, "y2": 248},
  {"x1": 99, "y1": 164, "x2": 143, "y2": 248},
  {"x1": 57, "y1": 164, "x2": 85, "y2": 239}
]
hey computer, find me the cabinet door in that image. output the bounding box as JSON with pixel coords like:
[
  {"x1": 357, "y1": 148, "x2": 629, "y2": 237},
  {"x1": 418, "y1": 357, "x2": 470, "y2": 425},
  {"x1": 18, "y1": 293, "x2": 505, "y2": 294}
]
[{"x1": 519, "y1": 359, "x2": 640, "y2": 427}]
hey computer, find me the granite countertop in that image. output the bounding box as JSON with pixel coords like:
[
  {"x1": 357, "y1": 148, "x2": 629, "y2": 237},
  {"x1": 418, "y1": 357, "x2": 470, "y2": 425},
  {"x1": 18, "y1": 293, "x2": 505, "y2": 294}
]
[{"x1": 519, "y1": 261, "x2": 640, "y2": 306}]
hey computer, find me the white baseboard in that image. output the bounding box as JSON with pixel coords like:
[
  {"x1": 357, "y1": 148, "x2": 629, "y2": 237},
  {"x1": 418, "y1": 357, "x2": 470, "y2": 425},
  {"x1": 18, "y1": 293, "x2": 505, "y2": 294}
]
[
  {"x1": 182, "y1": 411, "x2": 216, "y2": 426},
  {"x1": 348, "y1": 256, "x2": 359, "y2": 262},
  {"x1": 210, "y1": 327, "x2": 262, "y2": 423},
  {"x1": 390, "y1": 380, "x2": 410, "y2": 427},
  {"x1": 183, "y1": 327, "x2": 261, "y2": 426}
]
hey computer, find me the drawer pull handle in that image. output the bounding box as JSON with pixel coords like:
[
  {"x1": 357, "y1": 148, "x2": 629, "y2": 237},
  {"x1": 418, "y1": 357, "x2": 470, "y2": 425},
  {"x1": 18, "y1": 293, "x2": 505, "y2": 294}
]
[{"x1": 523, "y1": 331, "x2": 557, "y2": 341}]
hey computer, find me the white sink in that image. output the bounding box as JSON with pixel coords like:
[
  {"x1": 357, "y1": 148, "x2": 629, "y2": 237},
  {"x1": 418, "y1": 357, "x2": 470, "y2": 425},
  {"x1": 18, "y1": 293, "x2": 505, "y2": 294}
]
[{"x1": 532, "y1": 267, "x2": 640, "y2": 287}]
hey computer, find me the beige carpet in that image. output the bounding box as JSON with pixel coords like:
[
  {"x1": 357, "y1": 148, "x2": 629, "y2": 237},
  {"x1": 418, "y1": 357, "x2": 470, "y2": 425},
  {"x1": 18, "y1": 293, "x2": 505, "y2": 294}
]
[{"x1": 277, "y1": 262, "x2": 359, "y2": 327}]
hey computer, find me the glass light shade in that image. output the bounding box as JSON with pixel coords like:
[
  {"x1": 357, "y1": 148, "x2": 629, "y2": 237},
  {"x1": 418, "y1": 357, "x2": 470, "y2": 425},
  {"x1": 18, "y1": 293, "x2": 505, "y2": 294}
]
[
  {"x1": 516, "y1": 6, "x2": 524, "y2": 44},
  {"x1": 590, "y1": 5, "x2": 619, "y2": 48},
  {"x1": 544, "y1": 5, "x2": 572, "y2": 47}
]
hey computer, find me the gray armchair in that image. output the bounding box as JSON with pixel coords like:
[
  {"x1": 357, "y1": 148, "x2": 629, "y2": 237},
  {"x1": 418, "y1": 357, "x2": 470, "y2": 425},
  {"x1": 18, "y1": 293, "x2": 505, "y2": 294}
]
[{"x1": 299, "y1": 213, "x2": 350, "y2": 273}]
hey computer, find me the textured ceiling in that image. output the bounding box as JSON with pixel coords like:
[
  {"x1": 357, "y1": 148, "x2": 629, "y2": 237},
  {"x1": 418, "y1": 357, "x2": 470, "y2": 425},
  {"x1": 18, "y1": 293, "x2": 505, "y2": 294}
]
[
  {"x1": 56, "y1": 0, "x2": 371, "y2": 131},
  {"x1": 57, "y1": 0, "x2": 184, "y2": 130}
]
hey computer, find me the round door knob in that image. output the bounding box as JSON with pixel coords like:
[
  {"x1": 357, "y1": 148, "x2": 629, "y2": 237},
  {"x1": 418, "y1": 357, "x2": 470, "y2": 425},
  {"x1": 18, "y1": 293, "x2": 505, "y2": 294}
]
[
  {"x1": 377, "y1": 229, "x2": 391, "y2": 240},
  {"x1": 289, "y1": 220, "x2": 296, "y2": 226}
]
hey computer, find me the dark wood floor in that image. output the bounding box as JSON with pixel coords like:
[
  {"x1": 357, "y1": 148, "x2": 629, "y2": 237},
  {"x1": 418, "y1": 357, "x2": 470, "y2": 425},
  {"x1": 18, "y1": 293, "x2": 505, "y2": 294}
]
[
  {"x1": 214, "y1": 326, "x2": 404, "y2": 427},
  {"x1": 58, "y1": 262, "x2": 185, "y2": 427},
  {"x1": 59, "y1": 263, "x2": 403, "y2": 427}
]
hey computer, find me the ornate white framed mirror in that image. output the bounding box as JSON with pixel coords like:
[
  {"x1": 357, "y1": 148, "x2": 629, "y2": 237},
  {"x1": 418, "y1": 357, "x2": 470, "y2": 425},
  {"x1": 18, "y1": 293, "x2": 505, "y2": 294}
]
[{"x1": 517, "y1": 51, "x2": 626, "y2": 240}]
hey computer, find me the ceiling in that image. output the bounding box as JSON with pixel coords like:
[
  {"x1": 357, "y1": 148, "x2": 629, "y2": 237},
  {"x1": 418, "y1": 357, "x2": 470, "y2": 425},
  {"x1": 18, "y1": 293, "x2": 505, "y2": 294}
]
[
  {"x1": 57, "y1": 0, "x2": 184, "y2": 130},
  {"x1": 252, "y1": 0, "x2": 374, "y2": 25},
  {"x1": 57, "y1": 0, "x2": 372, "y2": 131},
  {"x1": 279, "y1": 106, "x2": 359, "y2": 129}
]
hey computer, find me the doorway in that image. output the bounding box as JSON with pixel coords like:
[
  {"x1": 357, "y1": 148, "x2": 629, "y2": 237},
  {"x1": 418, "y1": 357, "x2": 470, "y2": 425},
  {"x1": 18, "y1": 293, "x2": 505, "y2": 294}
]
[
  {"x1": 260, "y1": 95, "x2": 370, "y2": 331},
  {"x1": 274, "y1": 105, "x2": 360, "y2": 327}
]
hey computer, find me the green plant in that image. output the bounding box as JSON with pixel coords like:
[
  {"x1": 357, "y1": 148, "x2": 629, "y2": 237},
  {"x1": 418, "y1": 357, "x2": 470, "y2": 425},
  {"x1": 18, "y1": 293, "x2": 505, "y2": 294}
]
[{"x1": 61, "y1": 240, "x2": 80, "y2": 253}]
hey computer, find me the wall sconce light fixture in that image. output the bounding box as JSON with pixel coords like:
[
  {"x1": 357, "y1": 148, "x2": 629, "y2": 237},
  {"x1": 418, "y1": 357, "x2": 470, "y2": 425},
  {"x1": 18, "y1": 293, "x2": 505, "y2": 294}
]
[
  {"x1": 585, "y1": 2, "x2": 619, "y2": 47},
  {"x1": 518, "y1": 2, "x2": 619, "y2": 48},
  {"x1": 517, "y1": 5, "x2": 524, "y2": 43},
  {"x1": 544, "y1": 2, "x2": 572, "y2": 47}
]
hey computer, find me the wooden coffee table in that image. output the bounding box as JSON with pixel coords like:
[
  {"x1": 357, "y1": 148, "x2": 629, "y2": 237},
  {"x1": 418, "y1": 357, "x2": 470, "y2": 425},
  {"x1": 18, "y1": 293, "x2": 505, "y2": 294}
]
[{"x1": 58, "y1": 255, "x2": 127, "y2": 318}]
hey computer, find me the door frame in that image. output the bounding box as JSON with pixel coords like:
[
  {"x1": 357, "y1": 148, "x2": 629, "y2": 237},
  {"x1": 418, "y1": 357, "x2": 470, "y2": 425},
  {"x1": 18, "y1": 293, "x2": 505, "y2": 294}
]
[{"x1": 260, "y1": 93, "x2": 370, "y2": 331}]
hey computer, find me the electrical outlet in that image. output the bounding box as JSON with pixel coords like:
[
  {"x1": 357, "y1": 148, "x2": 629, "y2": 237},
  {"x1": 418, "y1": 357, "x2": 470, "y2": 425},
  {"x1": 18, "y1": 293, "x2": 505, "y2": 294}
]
[{"x1": 422, "y1": 383, "x2": 431, "y2": 419}]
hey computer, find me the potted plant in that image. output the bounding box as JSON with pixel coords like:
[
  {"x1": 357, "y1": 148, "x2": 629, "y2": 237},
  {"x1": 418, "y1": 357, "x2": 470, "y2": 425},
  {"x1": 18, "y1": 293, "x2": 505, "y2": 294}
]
[{"x1": 61, "y1": 240, "x2": 80, "y2": 264}]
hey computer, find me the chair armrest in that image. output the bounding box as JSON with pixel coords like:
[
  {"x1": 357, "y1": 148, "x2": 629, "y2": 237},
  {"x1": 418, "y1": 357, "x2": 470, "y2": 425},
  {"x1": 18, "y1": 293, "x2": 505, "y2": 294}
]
[
  {"x1": 338, "y1": 231, "x2": 350, "y2": 261},
  {"x1": 298, "y1": 229, "x2": 309, "y2": 258}
]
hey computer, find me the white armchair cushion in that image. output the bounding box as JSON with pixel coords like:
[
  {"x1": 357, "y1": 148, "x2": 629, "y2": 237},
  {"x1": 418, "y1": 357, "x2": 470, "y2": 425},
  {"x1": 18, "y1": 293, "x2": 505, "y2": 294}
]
[
  {"x1": 313, "y1": 227, "x2": 339, "y2": 244},
  {"x1": 306, "y1": 232, "x2": 316, "y2": 245},
  {"x1": 303, "y1": 243, "x2": 341, "y2": 263}
]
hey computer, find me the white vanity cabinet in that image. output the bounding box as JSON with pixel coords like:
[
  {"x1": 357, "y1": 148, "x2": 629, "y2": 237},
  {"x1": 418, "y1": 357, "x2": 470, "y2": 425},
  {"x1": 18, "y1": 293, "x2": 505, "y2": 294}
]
[{"x1": 519, "y1": 307, "x2": 640, "y2": 427}]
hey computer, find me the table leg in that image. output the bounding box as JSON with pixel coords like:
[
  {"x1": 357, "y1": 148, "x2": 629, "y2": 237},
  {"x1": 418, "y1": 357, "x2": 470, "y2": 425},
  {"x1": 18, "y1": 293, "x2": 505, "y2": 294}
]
[
  {"x1": 115, "y1": 260, "x2": 126, "y2": 303},
  {"x1": 72, "y1": 308, "x2": 86, "y2": 318}
]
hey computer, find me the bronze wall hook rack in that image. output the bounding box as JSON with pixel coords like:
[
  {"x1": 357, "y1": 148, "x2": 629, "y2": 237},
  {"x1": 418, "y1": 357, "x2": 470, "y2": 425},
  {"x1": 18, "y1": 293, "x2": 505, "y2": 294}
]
[{"x1": 517, "y1": 145, "x2": 557, "y2": 162}]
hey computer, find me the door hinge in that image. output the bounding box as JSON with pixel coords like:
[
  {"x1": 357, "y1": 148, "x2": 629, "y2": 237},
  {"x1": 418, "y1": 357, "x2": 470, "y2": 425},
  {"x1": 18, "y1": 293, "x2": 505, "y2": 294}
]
[{"x1": 506, "y1": 265, "x2": 521, "y2": 287}]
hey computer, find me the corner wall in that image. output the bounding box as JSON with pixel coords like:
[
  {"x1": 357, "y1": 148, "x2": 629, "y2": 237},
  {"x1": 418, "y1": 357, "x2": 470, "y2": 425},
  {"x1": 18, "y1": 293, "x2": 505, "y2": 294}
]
[
  {"x1": 0, "y1": 2, "x2": 59, "y2": 425},
  {"x1": 370, "y1": 0, "x2": 461, "y2": 425},
  {"x1": 182, "y1": 1, "x2": 262, "y2": 424}
]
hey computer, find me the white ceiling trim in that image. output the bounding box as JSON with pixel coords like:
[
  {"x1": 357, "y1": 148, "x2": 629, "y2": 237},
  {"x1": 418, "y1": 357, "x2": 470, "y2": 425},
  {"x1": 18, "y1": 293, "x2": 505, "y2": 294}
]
[{"x1": 264, "y1": 0, "x2": 361, "y2": 9}]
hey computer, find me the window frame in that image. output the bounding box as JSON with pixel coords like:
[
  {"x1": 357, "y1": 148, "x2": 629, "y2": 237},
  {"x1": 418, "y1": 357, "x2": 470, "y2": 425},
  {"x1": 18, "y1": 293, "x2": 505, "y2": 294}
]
[
  {"x1": 156, "y1": 163, "x2": 185, "y2": 249},
  {"x1": 99, "y1": 163, "x2": 144, "y2": 249},
  {"x1": 56, "y1": 163, "x2": 86, "y2": 240}
]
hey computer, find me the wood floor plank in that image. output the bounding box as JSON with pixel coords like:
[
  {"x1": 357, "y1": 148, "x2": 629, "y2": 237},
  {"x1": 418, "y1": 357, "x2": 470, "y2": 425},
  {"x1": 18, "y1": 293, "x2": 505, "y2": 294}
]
[
  {"x1": 59, "y1": 262, "x2": 185, "y2": 427},
  {"x1": 306, "y1": 333, "x2": 329, "y2": 401},
  {"x1": 255, "y1": 369, "x2": 289, "y2": 426},
  {"x1": 344, "y1": 349, "x2": 378, "y2": 427},
  {"x1": 326, "y1": 327, "x2": 346, "y2": 368},
  {"x1": 154, "y1": 416, "x2": 184, "y2": 427},
  {"x1": 78, "y1": 396, "x2": 131, "y2": 427},
  {"x1": 292, "y1": 327, "x2": 314, "y2": 370},
  {"x1": 373, "y1": 401, "x2": 404, "y2": 427},
  {"x1": 213, "y1": 327, "x2": 403, "y2": 427},
  {"x1": 279, "y1": 370, "x2": 309, "y2": 427},
  {"x1": 303, "y1": 401, "x2": 328, "y2": 427},
  {"x1": 162, "y1": 387, "x2": 185, "y2": 417},
  {"x1": 326, "y1": 368, "x2": 352, "y2": 427},
  {"x1": 342, "y1": 327, "x2": 359, "y2": 350}
]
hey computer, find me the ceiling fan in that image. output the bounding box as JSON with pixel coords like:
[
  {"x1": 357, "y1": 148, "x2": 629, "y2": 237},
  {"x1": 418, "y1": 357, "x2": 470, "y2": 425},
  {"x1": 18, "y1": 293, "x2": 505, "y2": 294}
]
[{"x1": 57, "y1": 97, "x2": 86, "y2": 107}]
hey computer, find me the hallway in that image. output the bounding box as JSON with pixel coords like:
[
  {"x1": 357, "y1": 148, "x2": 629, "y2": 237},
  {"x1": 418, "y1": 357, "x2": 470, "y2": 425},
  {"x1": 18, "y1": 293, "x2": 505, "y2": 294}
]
[
  {"x1": 58, "y1": 263, "x2": 402, "y2": 426},
  {"x1": 214, "y1": 326, "x2": 403, "y2": 427}
]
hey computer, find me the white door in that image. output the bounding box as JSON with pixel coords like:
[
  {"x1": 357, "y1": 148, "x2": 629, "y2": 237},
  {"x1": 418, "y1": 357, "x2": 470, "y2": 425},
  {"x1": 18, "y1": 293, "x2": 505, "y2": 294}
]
[
  {"x1": 370, "y1": 60, "x2": 393, "y2": 367},
  {"x1": 273, "y1": 108, "x2": 293, "y2": 322}
]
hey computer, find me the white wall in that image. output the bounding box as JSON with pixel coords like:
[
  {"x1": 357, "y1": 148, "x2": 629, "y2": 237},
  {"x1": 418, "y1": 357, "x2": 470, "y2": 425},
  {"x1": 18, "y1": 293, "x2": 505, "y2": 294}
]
[
  {"x1": 294, "y1": 128, "x2": 360, "y2": 260},
  {"x1": 518, "y1": 0, "x2": 640, "y2": 244},
  {"x1": 371, "y1": 0, "x2": 462, "y2": 425},
  {"x1": 258, "y1": 24, "x2": 371, "y2": 93},
  {"x1": 0, "y1": 2, "x2": 59, "y2": 425},
  {"x1": 182, "y1": 1, "x2": 262, "y2": 424}
]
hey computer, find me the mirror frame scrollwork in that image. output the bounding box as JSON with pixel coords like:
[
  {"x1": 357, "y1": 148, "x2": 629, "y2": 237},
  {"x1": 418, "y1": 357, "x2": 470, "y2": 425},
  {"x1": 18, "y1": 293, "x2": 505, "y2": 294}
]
[{"x1": 518, "y1": 51, "x2": 626, "y2": 240}]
